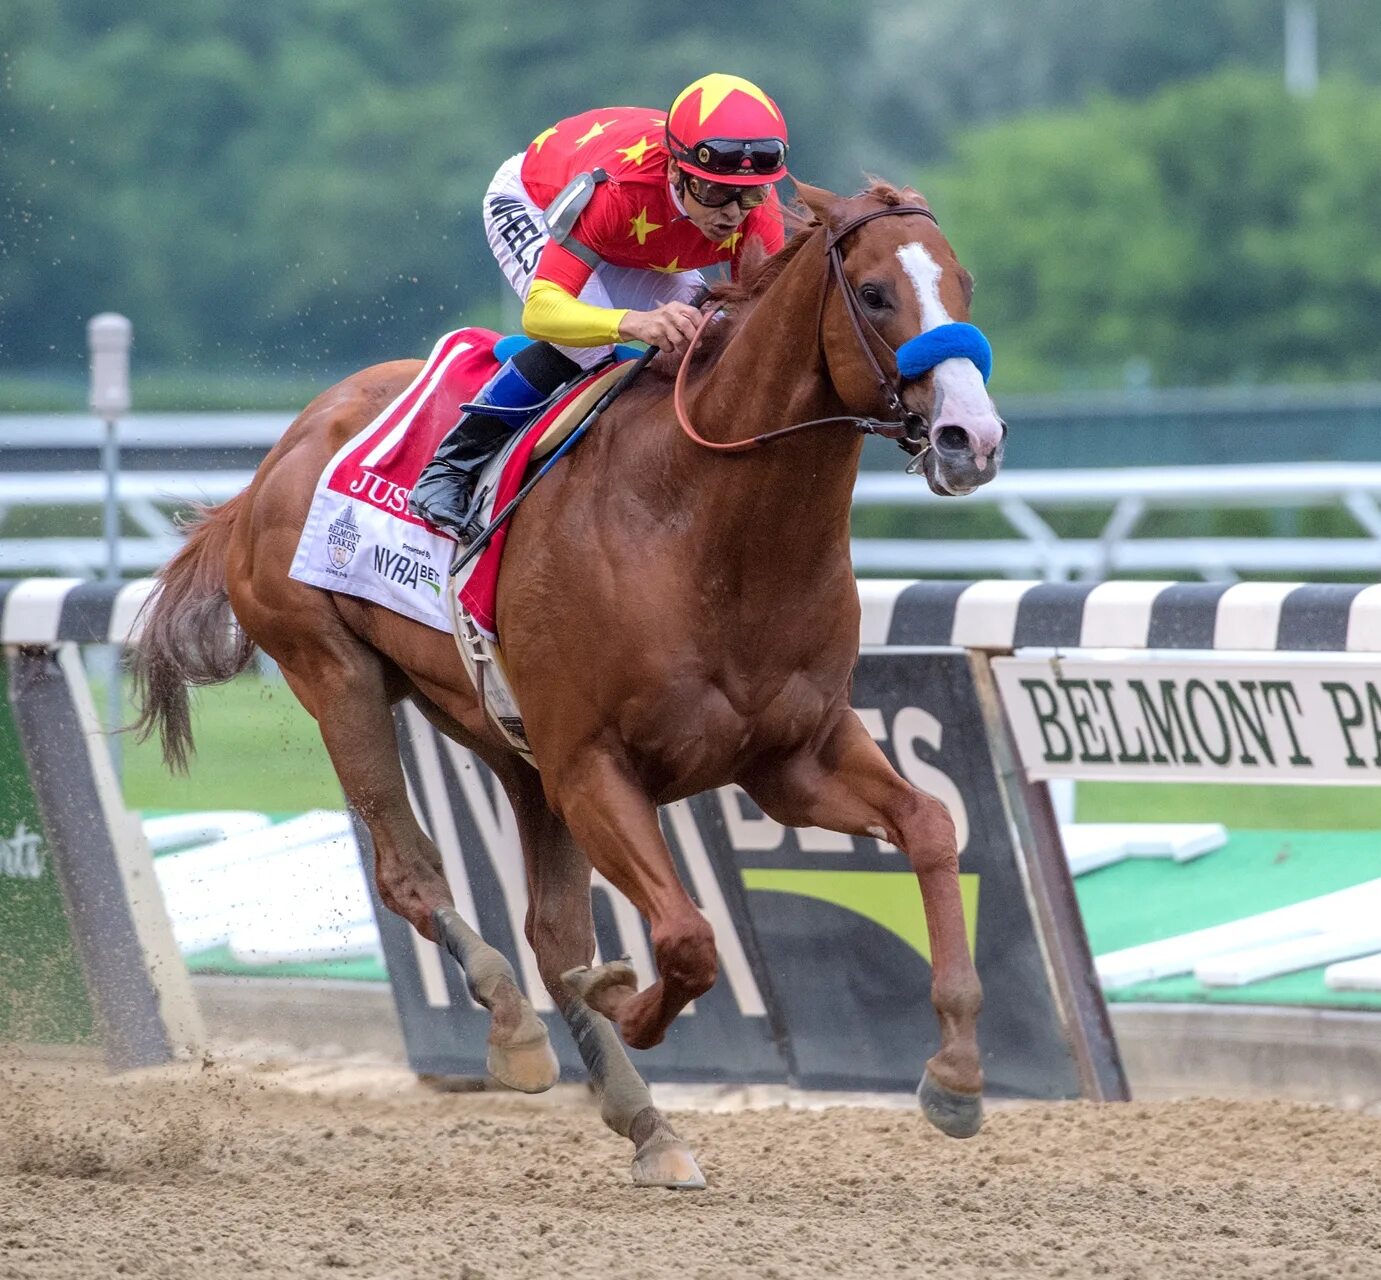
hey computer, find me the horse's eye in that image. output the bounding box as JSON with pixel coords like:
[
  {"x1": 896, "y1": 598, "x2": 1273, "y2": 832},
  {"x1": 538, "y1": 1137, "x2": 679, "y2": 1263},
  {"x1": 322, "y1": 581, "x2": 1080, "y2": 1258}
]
[{"x1": 860, "y1": 284, "x2": 887, "y2": 310}]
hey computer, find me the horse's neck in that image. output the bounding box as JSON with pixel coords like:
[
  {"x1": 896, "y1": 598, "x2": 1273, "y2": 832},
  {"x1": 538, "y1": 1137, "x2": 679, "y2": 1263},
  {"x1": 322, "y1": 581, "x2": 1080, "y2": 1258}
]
[{"x1": 651, "y1": 243, "x2": 862, "y2": 574}]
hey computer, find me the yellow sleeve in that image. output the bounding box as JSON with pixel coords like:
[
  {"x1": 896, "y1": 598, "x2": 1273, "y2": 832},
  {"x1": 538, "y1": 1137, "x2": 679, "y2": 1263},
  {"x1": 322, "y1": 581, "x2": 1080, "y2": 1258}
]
[{"x1": 522, "y1": 278, "x2": 628, "y2": 347}]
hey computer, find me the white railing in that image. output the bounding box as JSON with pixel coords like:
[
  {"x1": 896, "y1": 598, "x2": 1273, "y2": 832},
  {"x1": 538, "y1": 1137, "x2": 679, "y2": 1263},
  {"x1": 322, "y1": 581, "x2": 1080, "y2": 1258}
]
[
  {"x1": 851, "y1": 462, "x2": 1381, "y2": 582},
  {"x1": 4, "y1": 462, "x2": 1381, "y2": 581},
  {"x1": 0, "y1": 472, "x2": 254, "y2": 574},
  {"x1": 0, "y1": 414, "x2": 290, "y2": 449}
]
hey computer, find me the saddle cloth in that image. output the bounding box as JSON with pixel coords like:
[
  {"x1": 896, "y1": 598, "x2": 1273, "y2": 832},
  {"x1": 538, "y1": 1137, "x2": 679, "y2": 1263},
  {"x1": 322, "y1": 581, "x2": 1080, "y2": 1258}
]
[{"x1": 289, "y1": 328, "x2": 629, "y2": 637}]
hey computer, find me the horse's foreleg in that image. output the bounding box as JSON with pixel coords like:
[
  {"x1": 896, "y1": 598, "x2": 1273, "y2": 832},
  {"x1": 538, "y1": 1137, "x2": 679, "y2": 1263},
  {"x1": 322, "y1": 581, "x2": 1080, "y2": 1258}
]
[
  {"x1": 546, "y1": 751, "x2": 716, "y2": 1051},
  {"x1": 275, "y1": 639, "x2": 556, "y2": 1093},
  {"x1": 744, "y1": 710, "x2": 984, "y2": 1139},
  {"x1": 510, "y1": 783, "x2": 704, "y2": 1189}
]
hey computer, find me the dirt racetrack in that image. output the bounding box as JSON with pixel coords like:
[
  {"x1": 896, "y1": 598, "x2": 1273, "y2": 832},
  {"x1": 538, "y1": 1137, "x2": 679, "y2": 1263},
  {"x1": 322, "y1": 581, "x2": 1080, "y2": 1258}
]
[{"x1": 3, "y1": 1053, "x2": 1379, "y2": 1280}]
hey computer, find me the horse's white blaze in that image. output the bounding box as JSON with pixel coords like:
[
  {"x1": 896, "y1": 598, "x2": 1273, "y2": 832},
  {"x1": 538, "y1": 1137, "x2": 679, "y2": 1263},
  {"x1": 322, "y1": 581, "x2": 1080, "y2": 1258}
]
[{"x1": 896, "y1": 242, "x2": 996, "y2": 431}]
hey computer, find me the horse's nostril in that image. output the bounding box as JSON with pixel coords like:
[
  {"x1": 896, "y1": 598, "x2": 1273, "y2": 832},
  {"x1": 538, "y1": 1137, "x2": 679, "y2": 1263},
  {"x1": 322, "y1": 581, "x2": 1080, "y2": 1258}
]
[{"x1": 934, "y1": 424, "x2": 969, "y2": 455}]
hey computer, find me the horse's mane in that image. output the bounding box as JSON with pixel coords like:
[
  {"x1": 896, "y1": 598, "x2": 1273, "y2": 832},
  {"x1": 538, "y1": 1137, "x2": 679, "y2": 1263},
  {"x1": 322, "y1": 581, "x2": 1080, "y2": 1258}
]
[{"x1": 682, "y1": 181, "x2": 921, "y2": 369}]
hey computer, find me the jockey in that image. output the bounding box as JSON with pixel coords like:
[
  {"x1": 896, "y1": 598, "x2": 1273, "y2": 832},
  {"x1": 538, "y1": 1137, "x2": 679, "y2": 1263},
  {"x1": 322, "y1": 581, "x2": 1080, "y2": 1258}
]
[{"x1": 410, "y1": 72, "x2": 789, "y2": 539}]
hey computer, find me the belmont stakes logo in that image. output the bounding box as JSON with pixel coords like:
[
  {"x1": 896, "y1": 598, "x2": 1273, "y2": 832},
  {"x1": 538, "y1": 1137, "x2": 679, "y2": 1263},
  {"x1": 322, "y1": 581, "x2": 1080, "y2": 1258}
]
[{"x1": 326, "y1": 505, "x2": 362, "y2": 568}]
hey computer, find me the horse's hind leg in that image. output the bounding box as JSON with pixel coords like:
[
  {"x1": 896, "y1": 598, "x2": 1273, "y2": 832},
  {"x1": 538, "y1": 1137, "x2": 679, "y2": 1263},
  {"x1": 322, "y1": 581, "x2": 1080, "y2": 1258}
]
[
  {"x1": 507, "y1": 772, "x2": 705, "y2": 1189},
  {"x1": 430, "y1": 905, "x2": 557, "y2": 1094},
  {"x1": 268, "y1": 622, "x2": 556, "y2": 1093}
]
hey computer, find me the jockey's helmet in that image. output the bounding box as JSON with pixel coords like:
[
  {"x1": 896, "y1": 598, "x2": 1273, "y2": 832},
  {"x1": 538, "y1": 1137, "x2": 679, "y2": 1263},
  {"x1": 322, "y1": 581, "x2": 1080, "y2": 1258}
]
[{"x1": 665, "y1": 73, "x2": 789, "y2": 188}]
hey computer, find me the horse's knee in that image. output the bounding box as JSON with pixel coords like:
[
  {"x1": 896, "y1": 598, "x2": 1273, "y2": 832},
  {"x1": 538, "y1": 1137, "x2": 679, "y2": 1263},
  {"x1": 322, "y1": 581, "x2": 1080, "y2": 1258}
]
[
  {"x1": 898, "y1": 788, "x2": 959, "y2": 874},
  {"x1": 652, "y1": 912, "x2": 717, "y2": 996}
]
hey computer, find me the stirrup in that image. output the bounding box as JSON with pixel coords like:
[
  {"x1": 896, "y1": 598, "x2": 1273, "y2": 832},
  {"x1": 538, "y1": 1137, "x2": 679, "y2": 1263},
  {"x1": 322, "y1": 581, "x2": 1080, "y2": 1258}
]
[
  {"x1": 457, "y1": 512, "x2": 487, "y2": 548},
  {"x1": 410, "y1": 480, "x2": 480, "y2": 539},
  {"x1": 450, "y1": 497, "x2": 491, "y2": 566}
]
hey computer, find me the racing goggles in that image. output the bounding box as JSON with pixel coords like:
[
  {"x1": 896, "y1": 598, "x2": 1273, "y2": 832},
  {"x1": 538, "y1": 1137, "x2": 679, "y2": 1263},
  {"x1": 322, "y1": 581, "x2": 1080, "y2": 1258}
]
[
  {"x1": 682, "y1": 136, "x2": 787, "y2": 178},
  {"x1": 684, "y1": 174, "x2": 774, "y2": 210}
]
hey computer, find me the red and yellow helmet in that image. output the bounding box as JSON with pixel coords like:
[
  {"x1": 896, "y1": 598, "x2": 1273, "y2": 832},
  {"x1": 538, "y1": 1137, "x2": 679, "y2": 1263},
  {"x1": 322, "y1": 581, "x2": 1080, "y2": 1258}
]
[{"x1": 665, "y1": 73, "x2": 789, "y2": 187}]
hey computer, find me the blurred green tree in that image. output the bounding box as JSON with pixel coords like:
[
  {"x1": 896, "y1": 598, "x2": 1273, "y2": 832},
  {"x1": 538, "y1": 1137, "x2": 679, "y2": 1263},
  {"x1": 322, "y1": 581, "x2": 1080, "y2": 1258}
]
[
  {"x1": 0, "y1": 0, "x2": 866, "y2": 376},
  {"x1": 858, "y1": 0, "x2": 1381, "y2": 171},
  {"x1": 3, "y1": 1, "x2": 1380, "y2": 393},
  {"x1": 924, "y1": 70, "x2": 1381, "y2": 389}
]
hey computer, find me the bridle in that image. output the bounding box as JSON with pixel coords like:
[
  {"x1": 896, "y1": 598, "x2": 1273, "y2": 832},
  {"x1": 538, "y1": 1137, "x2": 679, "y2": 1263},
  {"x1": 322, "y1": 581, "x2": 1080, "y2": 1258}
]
[{"x1": 673, "y1": 202, "x2": 941, "y2": 456}]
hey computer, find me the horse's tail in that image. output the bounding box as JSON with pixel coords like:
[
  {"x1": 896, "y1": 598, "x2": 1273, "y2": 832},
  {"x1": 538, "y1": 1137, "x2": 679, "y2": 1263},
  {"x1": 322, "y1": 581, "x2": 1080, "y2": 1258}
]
[{"x1": 130, "y1": 493, "x2": 258, "y2": 773}]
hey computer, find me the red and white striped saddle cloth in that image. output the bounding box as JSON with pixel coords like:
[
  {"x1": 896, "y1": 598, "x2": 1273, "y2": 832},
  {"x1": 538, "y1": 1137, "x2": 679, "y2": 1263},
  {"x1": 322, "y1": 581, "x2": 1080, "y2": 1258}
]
[{"x1": 289, "y1": 328, "x2": 629, "y2": 639}]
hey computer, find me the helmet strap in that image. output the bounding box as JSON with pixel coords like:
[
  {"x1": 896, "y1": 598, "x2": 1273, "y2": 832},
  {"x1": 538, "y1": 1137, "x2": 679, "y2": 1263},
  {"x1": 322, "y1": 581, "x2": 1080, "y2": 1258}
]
[{"x1": 668, "y1": 161, "x2": 689, "y2": 208}]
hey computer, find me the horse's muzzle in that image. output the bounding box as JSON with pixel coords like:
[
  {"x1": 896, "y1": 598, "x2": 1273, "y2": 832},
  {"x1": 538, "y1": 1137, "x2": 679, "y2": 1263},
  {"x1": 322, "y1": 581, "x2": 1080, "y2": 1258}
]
[{"x1": 923, "y1": 416, "x2": 1006, "y2": 496}]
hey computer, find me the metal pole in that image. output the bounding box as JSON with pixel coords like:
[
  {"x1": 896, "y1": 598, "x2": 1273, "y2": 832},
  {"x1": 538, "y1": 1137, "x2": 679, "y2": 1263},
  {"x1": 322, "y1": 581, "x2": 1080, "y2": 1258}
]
[
  {"x1": 87, "y1": 314, "x2": 132, "y2": 778},
  {"x1": 1285, "y1": 0, "x2": 1319, "y2": 99},
  {"x1": 967, "y1": 650, "x2": 1131, "y2": 1102}
]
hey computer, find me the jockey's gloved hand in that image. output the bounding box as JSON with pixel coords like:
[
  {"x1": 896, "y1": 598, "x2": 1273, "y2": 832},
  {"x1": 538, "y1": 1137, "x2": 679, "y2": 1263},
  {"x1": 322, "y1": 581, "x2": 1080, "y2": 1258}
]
[{"x1": 619, "y1": 301, "x2": 701, "y2": 355}]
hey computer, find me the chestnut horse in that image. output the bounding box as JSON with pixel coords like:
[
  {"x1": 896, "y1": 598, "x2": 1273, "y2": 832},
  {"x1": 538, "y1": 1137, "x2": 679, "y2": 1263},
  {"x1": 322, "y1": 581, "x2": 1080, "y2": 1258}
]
[{"x1": 133, "y1": 180, "x2": 1006, "y2": 1188}]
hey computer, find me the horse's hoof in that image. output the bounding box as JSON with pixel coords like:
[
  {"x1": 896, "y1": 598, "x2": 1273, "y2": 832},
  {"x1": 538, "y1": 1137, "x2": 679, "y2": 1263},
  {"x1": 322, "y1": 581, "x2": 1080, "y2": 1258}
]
[
  {"x1": 631, "y1": 1137, "x2": 706, "y2": 1190},
  {"x1": 918, "y1": 1070, "x2": 984, "y2": 1139},
  {"x1": 562, "y1": 961, "x2": 638, "y2": 1015},
  {"x1": 485, "y1": 1033, "x2": 559, "y2": 1094}
]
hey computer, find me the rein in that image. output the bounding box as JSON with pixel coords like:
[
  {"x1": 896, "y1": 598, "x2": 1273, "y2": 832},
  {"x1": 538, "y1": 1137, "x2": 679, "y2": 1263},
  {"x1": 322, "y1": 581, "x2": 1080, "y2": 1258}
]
[{"x1": 673, "y1": 203, "x2": 940, "y2": 455}]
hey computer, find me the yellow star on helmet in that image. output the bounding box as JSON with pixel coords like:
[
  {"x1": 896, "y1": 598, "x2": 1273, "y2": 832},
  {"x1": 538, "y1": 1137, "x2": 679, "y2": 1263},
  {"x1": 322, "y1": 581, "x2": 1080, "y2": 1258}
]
[
  {"x1": 628, "y1": 207, "x2": 662, "y2": 245},
  {"x1": 717, "y1": 229, "x2": 743, "y2": 254},
  {"x1": 650, "y1": 257, "x2": 683, "y2": 274},
  {"x1": 680, "y1": 74, "x2": 781, "y2": 127},
  {"x1": 575, "y1": 119, "x2": 614, "y2": 147},
  {"x1": 530, "y1": 126, "x2": 559, "y2": 151},
  {"x1": 617, "y1": 135, "x2": 655, "y2": 167}
]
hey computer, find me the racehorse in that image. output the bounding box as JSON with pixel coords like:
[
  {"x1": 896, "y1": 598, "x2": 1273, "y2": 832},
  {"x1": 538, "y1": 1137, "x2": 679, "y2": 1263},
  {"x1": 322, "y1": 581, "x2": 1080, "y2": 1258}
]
[{"x1": 133, "y1": 179, "x2": 1006, "y2": 1188}]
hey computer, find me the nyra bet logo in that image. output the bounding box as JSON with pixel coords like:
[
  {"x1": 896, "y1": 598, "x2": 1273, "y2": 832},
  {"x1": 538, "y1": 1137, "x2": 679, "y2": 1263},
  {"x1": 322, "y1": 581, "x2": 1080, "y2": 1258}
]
[{"x1": 373, "y1": 546, "x2": 442, "y2": 597}]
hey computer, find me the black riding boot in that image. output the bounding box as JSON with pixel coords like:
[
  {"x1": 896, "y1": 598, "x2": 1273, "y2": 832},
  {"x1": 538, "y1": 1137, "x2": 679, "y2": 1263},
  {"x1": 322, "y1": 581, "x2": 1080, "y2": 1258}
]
[{"x1": 409, "y1": 341, "x2": 581, "y2": 540}]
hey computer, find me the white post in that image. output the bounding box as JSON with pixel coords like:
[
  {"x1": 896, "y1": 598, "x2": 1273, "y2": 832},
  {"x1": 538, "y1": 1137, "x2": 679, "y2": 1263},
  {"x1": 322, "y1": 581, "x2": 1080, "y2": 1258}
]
[
  {"x1": 87, "y1": 313, "x2": 132, "y2": 777},
  {"x1": 1285, "y1": 0, "x2": 1319, "y2": 99}
]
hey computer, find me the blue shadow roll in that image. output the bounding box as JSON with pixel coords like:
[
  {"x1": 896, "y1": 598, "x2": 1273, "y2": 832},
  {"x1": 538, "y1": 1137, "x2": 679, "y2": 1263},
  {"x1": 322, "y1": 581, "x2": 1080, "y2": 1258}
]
[{"x1": 896, "y1": 322, "x2": 993, "y2": 383}]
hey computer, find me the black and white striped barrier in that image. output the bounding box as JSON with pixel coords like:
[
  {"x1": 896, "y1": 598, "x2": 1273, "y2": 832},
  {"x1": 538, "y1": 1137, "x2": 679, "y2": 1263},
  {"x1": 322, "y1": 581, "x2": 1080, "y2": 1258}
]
[
  {"x1": 860, "y1": 579, "x2": 1381, "y2": 651},
  {"x1": 15, "y1": 576, "x2": 1376, "y2": 1094},
  {"x1": 0, "y1": 577, "x2": 200, "y2": 1068},
  {"x1": 5, "y1": 576, "x2": 1374, "y2": 656},
  {"x1": 0, "y1": 578, "x2": 154, "y2": 647}
]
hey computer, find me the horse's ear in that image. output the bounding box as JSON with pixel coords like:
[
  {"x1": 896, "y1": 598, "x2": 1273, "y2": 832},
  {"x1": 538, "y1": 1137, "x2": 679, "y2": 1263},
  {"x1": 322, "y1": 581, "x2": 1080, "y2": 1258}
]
[
  {"x1": 900, "y1": 185, "x2": 932, "y2": 211},
  {"x1": 792, "y1": 179, "x2": 838, "y2": 225}
]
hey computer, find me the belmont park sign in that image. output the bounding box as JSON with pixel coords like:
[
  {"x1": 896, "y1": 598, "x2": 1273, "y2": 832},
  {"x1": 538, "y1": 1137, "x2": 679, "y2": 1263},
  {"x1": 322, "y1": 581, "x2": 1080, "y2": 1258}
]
[{"x1": 994, "y1": 653, "x2": 1381, "y2": 784}]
